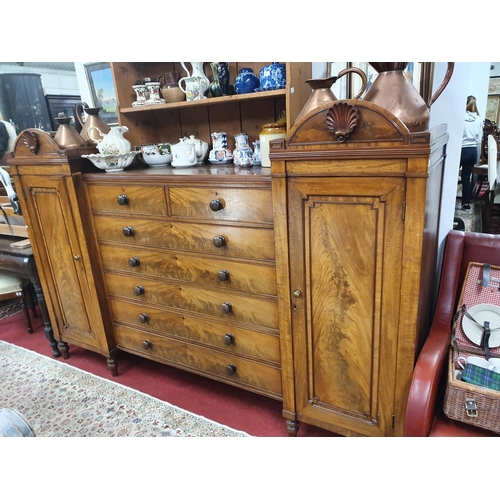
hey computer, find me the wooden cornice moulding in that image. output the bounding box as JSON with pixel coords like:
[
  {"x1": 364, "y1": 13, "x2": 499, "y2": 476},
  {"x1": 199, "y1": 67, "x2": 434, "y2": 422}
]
[{"x1": 285, "y1": 100, "x2": 431, "y2": 151}]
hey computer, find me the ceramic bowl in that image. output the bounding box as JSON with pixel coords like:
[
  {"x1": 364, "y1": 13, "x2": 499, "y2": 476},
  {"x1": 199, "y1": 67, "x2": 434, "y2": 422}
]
[
  {"x1": 81, "y1": 151, "x2": 138, "y2": 173},
  {"x1": 139, "y1": 143, "x2": 172, "y2": 167}
]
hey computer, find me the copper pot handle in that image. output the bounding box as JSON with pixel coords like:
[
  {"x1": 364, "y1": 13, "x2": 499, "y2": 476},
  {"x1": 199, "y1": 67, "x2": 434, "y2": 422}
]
[
  {"x1": 74, "y1": 102, "x2": 89, "y2": 129},
  {"x1": 336, "y1": 67, "x2": 368, "y2": 100},
  {"x1": 428, "y1": 62, "x2": 454, "y2": 107}
]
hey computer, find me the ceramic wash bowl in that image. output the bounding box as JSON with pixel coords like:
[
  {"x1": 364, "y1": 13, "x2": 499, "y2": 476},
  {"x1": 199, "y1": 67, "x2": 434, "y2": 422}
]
[
  {"x1": 138, "y1": 143, "x2": 172, "y2": 167},
  {"x1": 81, "y1": 151, "x2": 138, "y2": 172}
]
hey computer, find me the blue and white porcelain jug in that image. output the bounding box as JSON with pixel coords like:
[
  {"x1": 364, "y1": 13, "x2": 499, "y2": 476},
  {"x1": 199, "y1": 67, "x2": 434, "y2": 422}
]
[
  {"x1": 209, "y1": 132, "x2": 233, "y2": 164},
  {"x1": 233, "y1": 133, "x2": 253, "y2": 168}
]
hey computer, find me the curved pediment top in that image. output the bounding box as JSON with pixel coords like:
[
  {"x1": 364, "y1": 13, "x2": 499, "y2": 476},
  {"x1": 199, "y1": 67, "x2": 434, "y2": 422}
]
[
  {"x1": 12, "y1": 128, "x2": 62, "y2": 158},
  {"x1": 287, "y1": 100, "x2": 428, "y2": 149}
]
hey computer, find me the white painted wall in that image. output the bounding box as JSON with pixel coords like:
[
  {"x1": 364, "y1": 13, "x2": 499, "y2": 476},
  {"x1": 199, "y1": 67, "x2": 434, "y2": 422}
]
[
  {"x1": 74, "y1": 62, "x2": 95, "y2": 106},
  {"x1": 430, "y1": 62, "x2": 490, "y2": 250}
]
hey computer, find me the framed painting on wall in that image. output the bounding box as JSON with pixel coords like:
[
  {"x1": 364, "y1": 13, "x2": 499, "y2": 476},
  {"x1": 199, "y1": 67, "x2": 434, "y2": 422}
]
[
  {"x1": 84, "y1": 62, "x2": 118, "y2": 126},
  {"x1": 486, "y1": 95, "x2": 500, "y2": 123},
  {"x1": 488, "y1": 77, "x2": 500, "y2": 95}
]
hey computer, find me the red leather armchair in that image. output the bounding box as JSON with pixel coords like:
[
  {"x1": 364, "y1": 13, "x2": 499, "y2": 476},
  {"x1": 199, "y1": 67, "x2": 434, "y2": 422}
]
[{"x1": 404, "y1": 230, "x2": 499, "y2": 437}]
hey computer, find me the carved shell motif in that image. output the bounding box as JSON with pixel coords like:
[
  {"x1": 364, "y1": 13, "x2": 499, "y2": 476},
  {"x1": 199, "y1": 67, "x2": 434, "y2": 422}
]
[
  {"x1": 21, "y1": 130, "x2": 39, "y2": 154},
  {"x1": 325, "y1": 102, "x2": 359, "y2": 143}
]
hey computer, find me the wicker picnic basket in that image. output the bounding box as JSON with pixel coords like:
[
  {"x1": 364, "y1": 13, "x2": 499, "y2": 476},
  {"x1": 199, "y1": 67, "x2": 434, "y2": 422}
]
[
  {"x1": 443, "y1": 262, "x2": 500, "y2": 433},
  {"x1": 444, "y1": 350, "x2": 500, "y2": 433}
]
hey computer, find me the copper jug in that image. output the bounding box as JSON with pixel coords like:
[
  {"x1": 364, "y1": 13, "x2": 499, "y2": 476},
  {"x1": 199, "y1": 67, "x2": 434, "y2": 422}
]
[
  {"x1": 53, "y1": 113, "x2": 87, "y2": 149},
  {"x1": 295, "y1": 67, "x2": 368, "y2": 123},
  {"x1": 363, "y1": 62, "x2": 454, "y2": 132},
  {"x1": 74, "y1": 102, "x2": 111, "y2": 145}
]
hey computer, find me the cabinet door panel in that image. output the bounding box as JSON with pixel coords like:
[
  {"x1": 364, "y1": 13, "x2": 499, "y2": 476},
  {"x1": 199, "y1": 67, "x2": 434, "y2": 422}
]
[
  {"x1": 288, "y1": 177, "x2": 405, "y2": 436},
  {"x1": 23, "y1": 176, "x2": 100, "y2": 347}
]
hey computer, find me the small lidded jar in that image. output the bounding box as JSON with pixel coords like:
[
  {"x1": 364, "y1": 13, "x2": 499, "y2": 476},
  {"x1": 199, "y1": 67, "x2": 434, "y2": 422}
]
[{"x1": 259, "y1": 122, "x2": 286, "y2": 167}]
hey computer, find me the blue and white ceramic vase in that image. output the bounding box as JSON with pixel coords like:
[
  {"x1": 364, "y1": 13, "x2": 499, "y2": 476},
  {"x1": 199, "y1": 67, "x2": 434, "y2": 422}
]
[
  {"x1": 259, "y1": 62, "x2": 286, "y2": 90},
  {"x1": 234, "y1": 68, "x2": 260, "y2": 95},
  {"x1": 233, "y1": 133, "x2": 253, "y2": 168},
  {"x1": 252, "y1": 140, "x2": 261, "y2": 166},
  {"x1": 217, "y1": 62, "x2": 230, "y2": 95}
]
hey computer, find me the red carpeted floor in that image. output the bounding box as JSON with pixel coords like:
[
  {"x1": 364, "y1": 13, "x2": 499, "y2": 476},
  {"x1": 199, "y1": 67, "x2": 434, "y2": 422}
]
[{"x1": 0, "y1": 308, "x2": 337, "y2": 437}]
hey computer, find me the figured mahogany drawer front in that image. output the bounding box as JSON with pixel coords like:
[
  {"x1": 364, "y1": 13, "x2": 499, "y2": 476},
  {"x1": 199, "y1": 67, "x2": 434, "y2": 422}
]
[
  {"x1": 87, "y1": 185, "x2": 167, "y2": 215},
  {"x1": 99, "y1": 244, "x2": 277, "y2": 296},
  {"x1": 109, "y1": 298, "x2": 280, "y2": 364},
  {"x1": 93, "y1": 215, "x2": 276, "y2": 261},
  {"x1": 104, "y1": 273, "x2": 279, "y2": 330},
  {"x1": 169, "y1": 187, "x2": 273, "y2": 224},
  {"x1": 114, "y1": 324, "x2": 282, "y2": 397}
]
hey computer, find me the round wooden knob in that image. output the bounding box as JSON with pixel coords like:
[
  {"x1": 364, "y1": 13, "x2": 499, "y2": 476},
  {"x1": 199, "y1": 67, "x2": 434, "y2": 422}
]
[
  {"x1": 142, "y1": 339, "x2": 152, "y2": 350},
  {"x1": 213, "y1": 235, "x2": 226, "y2": 248},
  {"x1": 223, "y1": 333, "x2": 234, "y2": 345},
  {"x1": 221, "y1": 302, "x2": 232, "y2": 314},
  {"x1": 134, "y1": 285, "x2": 144, "y2": 295},
  {"x1": 129, "y1": 257, "x2": 140, "y2": 267},
  {"x1": 217, "y1": 270, "x2": 229, "y2": 281},
  {"x1": 209, "y1": 198, "x2": 224, "y2": 212},
  {"x1": 138, "y1": 313, "x2": 148, "y2": 324},
  {"x1": 225, "y1": 364, "x2": 237, "y2": 376},
  {"x1": 123, "y1": 226, "x2": 134, "y2": 237},
  {"x1": 117, "y1": 194, "x2": 129, "y2": 205}
]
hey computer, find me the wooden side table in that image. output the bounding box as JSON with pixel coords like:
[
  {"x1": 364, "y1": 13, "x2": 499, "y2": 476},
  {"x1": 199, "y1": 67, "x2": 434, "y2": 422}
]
[{"x1": 0, "y1": 235, "x2": 59, "y2": 357}]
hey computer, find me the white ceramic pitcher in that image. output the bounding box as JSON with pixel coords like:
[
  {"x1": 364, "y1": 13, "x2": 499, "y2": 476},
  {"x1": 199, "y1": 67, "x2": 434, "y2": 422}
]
[
  {"x1": 178, "y1": 63, "x2": 210, "y2": 101},
  {"x1": 88, "y1": 126, "x2": 132, "y2": 156}
]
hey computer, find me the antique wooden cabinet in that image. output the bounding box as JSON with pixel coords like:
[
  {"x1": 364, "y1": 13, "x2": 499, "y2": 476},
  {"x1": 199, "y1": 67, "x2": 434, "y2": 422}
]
[
  {"x1": 270, "y1": 100, "x2": 447, "y2": 436},
  {"x1": 7, "y1": 129, "x2": 117, "y2": 372}
]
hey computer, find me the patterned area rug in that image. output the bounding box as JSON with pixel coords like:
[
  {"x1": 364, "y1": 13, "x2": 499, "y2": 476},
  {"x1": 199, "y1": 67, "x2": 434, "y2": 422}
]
[
  {"x1": 0, "y1": 299, "x2": 22, "y2": 321},
  {"x1": 0, "y1": 340, "x2": 249, "y2": 437}
]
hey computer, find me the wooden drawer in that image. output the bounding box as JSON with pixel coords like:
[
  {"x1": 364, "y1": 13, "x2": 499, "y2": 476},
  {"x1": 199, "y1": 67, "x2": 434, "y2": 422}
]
[
  {"x1": 87, "y1": 184, "x2": 167, "y2": 215},
  {"x1": 169, "y1": 187, "x2": 273, "y2": 224},
  {"x1": 99, "y1": 244, "x2": 277, "y2": 295},
  {"x1": 114, "y1": 324, "x2": 282, "y2": 398},
  {"x1": 104, "y1": 272, "x2": 279, "y2": 330},
  {"x1": 93, "y1": 215, "x2": 276, "y2": 261},
  {"x1": 109, "y1": 298, "x2": 280, "y2": 364}
]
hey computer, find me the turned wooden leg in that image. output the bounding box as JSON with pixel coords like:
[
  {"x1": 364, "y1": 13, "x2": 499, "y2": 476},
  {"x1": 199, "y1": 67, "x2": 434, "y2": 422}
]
[
  {"x1": 286, "y1": 419, "x2": 299, "y2": 437},
  {"x1": 107, "y1": 357, "x2": 118, "y2": 377},
  {"x1": 20, "y1": 285, "x2": 33, "y2": 334},
  {"x1": 33, "y1": 283, "x2": 60, "y2": 358},
  {"x1": 58, "y1": 341, "x2": 70, "y2": 359}
]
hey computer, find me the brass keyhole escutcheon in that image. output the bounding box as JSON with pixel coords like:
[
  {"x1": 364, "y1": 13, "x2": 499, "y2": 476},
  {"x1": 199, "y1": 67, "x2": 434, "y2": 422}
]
[{"x1": 293, "y1": 290, "x2": 302, "y2": 298}]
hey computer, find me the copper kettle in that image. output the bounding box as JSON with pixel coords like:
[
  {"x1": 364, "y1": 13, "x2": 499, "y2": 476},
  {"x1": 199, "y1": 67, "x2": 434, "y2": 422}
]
[
  {"x1": 363, "y1": 62, "x2": 455, "y2": 132},
  {"x1": 74, "y1": 102, "x2": 111, "y2": 145},
  {"x1": 295, "y1": 67, "x2": 368, "y2": 123}
]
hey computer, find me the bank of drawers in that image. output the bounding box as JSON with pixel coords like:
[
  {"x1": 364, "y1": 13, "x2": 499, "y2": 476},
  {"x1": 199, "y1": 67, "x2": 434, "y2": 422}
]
[{"x1": 86, "y1": 180, "x2": 281, "y2": 399}]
